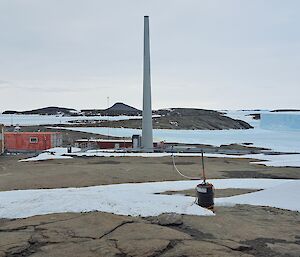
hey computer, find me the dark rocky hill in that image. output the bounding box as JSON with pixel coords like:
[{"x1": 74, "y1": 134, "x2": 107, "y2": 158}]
[
  {"x1": 3, "y1": 107, "x2": 79, "y2": 116},
  {"x1": 82, "y1": 103, "x2": 141, "y2": 116}
]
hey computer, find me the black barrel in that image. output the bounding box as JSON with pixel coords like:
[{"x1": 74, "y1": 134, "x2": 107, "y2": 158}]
[{"x1": 196, "y1": 183, "x2": 214, "y2": 209}]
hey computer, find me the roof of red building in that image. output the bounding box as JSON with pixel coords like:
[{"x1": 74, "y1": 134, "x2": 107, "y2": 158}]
[
  {"x1": 5, "y1": 132, "x2": 61, "y2": 135},
  {"x1": 76, "y1": 139, "x2": 132, "y2": 143}
]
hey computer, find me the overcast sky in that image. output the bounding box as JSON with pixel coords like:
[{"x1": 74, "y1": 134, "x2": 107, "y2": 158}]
[{"x1": 0, "y1": 0, "x2": 299, "y2": 111}]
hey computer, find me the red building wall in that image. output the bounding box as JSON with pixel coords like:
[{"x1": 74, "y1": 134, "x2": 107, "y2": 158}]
[
  {"x1": 4, "y1": 132, "x2": 61, "y2": 152},
  {"x1": 96, "y1": 141, "x2": 132, "y2": 149}
]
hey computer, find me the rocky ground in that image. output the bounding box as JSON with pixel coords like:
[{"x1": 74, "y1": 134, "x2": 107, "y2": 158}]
[
  {"x1": 1, "y1": 155, "x2": 299, "y2": 191},
  {"x1": 0, "y1": 155, "x2": 299, "y2": 256},
  {"x1": 1, "y1": 206, "x2": 300, "y2": 257}
]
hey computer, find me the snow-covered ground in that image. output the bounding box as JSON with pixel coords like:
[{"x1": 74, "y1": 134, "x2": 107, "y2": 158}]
[
  {"x1": 0, "y1": 179, "x2": 298, "y2": 219},
  {"x1": 224, "y1": 110, "x2": 270, "y2": 128},
  {"x1": 19, "y1": 147, "x2": 81, "y2": 162},
  {"x1": 216, "y1": 179, "x2": 300, "y2": 212},
  {"x1": 0, "y1": 114, "x2": 149, "y2": 126},
  {"x1": 70, "y1": 151, "x2": 300, "y2": 167},
  {"x1": 248, "y1": 153, "x2": 300, "y2": 167},
  {"x1": 50, "y1": 110, "x2": 300, "y2": 153},
  {"x1": 58, "y1": 126, "x2": 300, "y2": 153},
  {"x1": 19, "y1": 147, "x2": 300, "y2": 167},
  {"x1": 20, "y1": 152, "x2": 73, "y2": 162}
]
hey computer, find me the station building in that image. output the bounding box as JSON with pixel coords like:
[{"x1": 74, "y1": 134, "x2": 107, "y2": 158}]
[{"x1": 4, "y1": 132, "x2": 62, "y2": 152}]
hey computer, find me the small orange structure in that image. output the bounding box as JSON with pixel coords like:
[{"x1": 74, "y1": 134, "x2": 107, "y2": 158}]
[{"x1": 4, "y1": 132, "x2": 62, "y2": 152}]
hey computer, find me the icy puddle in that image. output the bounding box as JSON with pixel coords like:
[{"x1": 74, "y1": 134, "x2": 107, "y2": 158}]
[{"x1": 0, "y1": 179, "x2": 299, "y2": 219}]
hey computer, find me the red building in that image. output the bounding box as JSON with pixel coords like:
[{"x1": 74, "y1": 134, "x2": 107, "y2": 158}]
[
  {"x1": 75, "y1": 139, "x2": 132, "y2": 150},
  {"x1": 4, "y1": 132, "x2": 62, "y2": 152},
  {"x1": 75, "y1": 138, "x2": 162, "y2": 150}
]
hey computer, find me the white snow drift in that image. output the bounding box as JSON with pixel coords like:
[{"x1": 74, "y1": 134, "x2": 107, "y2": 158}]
[
  {"x1": 19, "y1": 147, "x2": 81, "y2": 162},
  {"x1": 0, "y1": 179, "x2": 298, "y2": 219},
  {"x1": 216, "y1": 180, "x2": 300, "y2": 212}
]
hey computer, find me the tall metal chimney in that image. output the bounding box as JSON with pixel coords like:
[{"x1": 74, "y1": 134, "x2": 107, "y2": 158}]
[{"x1": 142, "y1": 16, "x2": 153, "y2": 152}]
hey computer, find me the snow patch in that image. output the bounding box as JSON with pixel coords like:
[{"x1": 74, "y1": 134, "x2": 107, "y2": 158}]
[
  {"x1": 19, "y1": 153, "x2": 73, "y2": 162},
  {"x1": 19, "y1": 147, "x2": 81, "y2": 162},
  {"x1": 0, "y1": 179, "x2": 297, "y2": 219},
  {"x1": 216, "y1": 180, "x2": 300, "y2": 212},
  {"x1": 0, "y1": 114, "x2": 146, "y2": 126}
]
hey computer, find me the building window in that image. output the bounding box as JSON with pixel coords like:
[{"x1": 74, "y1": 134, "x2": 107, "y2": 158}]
[{"x1": 29, "y1": 137, "x2": 38, "y2": 143}]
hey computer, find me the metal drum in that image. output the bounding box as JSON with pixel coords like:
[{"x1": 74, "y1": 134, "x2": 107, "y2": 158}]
[{"x1": 196, "y1": 183, "x2": 214, "y2": 209}]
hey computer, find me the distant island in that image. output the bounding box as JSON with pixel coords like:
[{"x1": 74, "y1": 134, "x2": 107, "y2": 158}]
[
  {"x1": 80, "y1": 108, "x2": 253, "y2": 130},
  {"x1": 271, "y1": 109, "x2": 300, "y2": 112},
  {"x1": 3, "y1": 106, "x2": 80, "y2": 116},
  {"x1": 3, "y1": 103, "x2": 141, "y2": 117},
  {"x1": 82, "y1": 103, "x2": 142, "y2": 116},
  {"x1": 2, "y1": 103, "x2": 253, "y2": 130}
]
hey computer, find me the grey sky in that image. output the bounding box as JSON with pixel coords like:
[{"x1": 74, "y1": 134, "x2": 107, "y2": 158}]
[{"x1": 0, "y1": 0, "x2": 299, "y2": 111}]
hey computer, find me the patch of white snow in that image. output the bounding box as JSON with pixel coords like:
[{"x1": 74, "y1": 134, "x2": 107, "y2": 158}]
[{"x1": 0, "y1": 179, "x2": 297, "y2": 219}]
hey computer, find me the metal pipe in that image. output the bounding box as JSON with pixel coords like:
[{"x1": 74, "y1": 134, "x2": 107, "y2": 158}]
[{"x1": 201, "y1": 149, "x2": 206, "y2": 182}]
